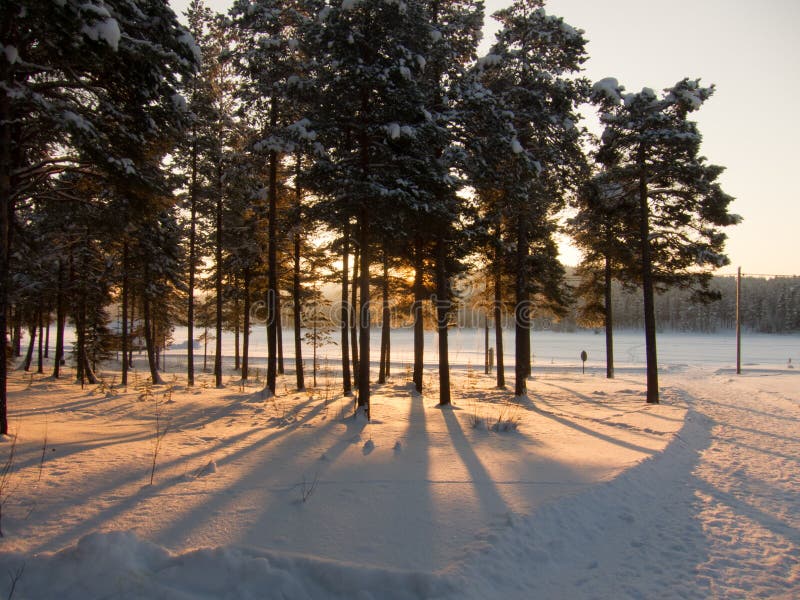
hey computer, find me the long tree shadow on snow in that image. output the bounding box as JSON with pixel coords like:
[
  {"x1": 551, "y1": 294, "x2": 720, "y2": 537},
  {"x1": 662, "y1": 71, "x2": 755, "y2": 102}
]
[
  {"x1": 25, "y1": 393, "x2": 331, "y2": 554},
  {"x1": 453, "y1": 390, "x2": 717, "y2": 598}
]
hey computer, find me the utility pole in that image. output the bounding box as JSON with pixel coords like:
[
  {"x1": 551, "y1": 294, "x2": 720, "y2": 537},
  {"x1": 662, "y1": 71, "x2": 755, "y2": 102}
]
[{"x1": 736, "y1": 266, "x2": 742, "y2": 375}]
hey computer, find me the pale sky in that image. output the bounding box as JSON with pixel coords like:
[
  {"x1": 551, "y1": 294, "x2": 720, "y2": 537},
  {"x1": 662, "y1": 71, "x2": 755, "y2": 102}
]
[{"x1": 172, "y1": 0, "x2": 800, "y2": 276}]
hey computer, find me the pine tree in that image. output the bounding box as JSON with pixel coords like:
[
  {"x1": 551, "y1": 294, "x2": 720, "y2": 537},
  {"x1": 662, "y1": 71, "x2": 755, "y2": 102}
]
[
  {"x1": 231, "y1": 0, "x2": 312, "y2": 397},
  {"x1": 304, "y1": 0, "x2": 434, "y2": 416},
  {"x1": 178, "y1": 0, "x2": 218, "y2": 387},
  {"x1": 471, "y1": 0, "x2": 589, "y2": 397},
  {"x1": 592, "y1": 77, "x2": 740, "y2": 403},
  {"x1": 418, "y1": 0, "x2": 484, "y2": 406},
  {"x1": 569, "y1": 174, "x2": 640, "y2": 378},
  {"x1": 0, "y1": 0, "x2": 198, "y2": 432}
]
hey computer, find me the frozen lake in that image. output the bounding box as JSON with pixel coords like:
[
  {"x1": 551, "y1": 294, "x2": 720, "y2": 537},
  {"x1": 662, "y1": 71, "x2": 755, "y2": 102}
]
[{"x1": 161, "y1": 327, "x2": 800, "y2": 373}]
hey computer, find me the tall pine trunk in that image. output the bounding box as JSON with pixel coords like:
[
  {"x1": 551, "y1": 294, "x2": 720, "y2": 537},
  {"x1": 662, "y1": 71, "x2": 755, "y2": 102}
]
[
  {"x1": 234, "y1": 280, "x2": 240, "y2": 372},
  {"x1": 356, "y1": 211, "x2": 370, "y2": 416},
  {"x1": 340, "y1": 223, "x2": 352, "y2": 395},
  {"x1": 604, "y1": 253, "x2": 615, "y2": 379},
  {"x1": 187, "y1": 135, "x2": 198, "y2": 387},
  {"x1": 44, "y1": 313, "x2": 50, "y2": 358},
  {"x1": 264, "y1": 99, "x2": 279, "y2": 397},
  {"x1": 484, "y1": 312, "x2": 489, "y2": 375},
  {"x1": 12, "y1": 311, "x2": 20, "y2": 357},
  {"x1": 276, "y1": 294, "x2": 284, "y2": 375},
  {"x1": 75, "y1": 232, "x2": 89, "y2": 386},
  {"x1": 242, "y1": 268, "x2": 251, "y2": 380},
  {"x1": 514, "y1": 219, "x2": 529, "y2": 397},
  {"x1": 378, "y1": 250, "x2": 390, "y2": 384},
  {"x1": 36, "y1": 308, "x2": 43, "y2": 373},
  {"x1": 350, "y1": 240, "x2": 359, "y2": 387},
  {"x1": 121, "y1": 242, "x2": 129, "y2": 386},
  {"x1": 23, "y1": 321, "x2": 35, "y2": 372},
  {"x1": 0, "y1": 63, "x2": 13, "y2": 433},
  {"x1": 292, "y1": 170, "x2": 305, "y2": 390},
  {"x1": 143, "y1": 292, "x2": 163, "y2": 385},
  {"x1": 53, "y1": 259, "x2": 66, "y2": 379},
  {"x1": 638, "y1": 151, "x2": 659, "y2": 403},
  {"x1": 412, "y1": 247, "x2": 424, "y2": 393},
  {"x1": 435, "y1": 240, "x2": 451, "y2": 405},
  {"x1": 128, "y1": 294, "x2": 135, "y2": 369},
  {"x1": 214, "y1": 163, "x2": 223, "y2": 389},
  {"x1": 494, "y1": 260, "x2": 505, "y2": 388}
]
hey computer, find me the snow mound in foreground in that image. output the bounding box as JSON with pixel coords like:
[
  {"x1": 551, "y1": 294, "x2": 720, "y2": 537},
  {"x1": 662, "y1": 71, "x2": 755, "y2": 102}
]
[{"x1": 0, "y1": 530, "x2": 453, "y2": 600}]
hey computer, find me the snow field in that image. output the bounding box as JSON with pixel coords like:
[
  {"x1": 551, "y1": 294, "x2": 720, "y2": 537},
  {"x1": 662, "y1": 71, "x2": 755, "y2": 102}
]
[{"x1": 0, "y1": 337, "x2": 797, "y2": 598}]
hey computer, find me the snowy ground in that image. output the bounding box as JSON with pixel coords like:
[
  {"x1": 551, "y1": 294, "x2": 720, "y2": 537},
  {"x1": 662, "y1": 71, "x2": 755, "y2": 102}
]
[{"x1": 0, "y1": 331, "x2": 798, "y2": 599}]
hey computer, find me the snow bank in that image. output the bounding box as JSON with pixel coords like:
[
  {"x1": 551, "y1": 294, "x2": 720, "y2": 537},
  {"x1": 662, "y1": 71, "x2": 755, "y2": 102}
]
[{"x1": 0, "y1": 532, "x2": 452, "y2": 600}]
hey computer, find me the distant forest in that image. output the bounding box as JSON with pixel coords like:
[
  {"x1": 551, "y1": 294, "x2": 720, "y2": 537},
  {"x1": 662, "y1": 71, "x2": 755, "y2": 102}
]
[
  {"x1": 455, "y1": 275, "x2": 800, "y2": 334},
  {"x1": 564, "y1": 275, "x2": 800, "y2": 334}
]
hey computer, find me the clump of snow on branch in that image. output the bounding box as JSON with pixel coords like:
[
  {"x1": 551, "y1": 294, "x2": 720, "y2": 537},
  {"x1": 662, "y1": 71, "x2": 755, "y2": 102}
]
[
  {"x1": 476, "y1": 54, "x2": 501, "y2": 70},
  {"x1": 62, "y1": 110, "x2": 94, "y2": 132},
  {"x1": 287, "y1": 118, "x2": 317, "y2": 142},
  {"x1": 178, "y1": 31, "x2": 203, "y2": 65},
  {"x1": 592, "y1": 77, "x2": 623, "y2": 105},
  {"x1": 80, "y1": 3, "x2": 121, "y2": 51},
  {"x1": 666, "y1": 79, "x2": 713, "y2": 111}
]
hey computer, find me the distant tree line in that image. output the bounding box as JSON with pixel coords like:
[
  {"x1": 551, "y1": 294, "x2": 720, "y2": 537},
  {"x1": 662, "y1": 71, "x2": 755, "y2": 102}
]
[
  {"x1": 1, "y1": 0, "x2": 740, "y2": 433},
  {"x1": 582, "y1": 276, "x2": 800, "y2": 334}
]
